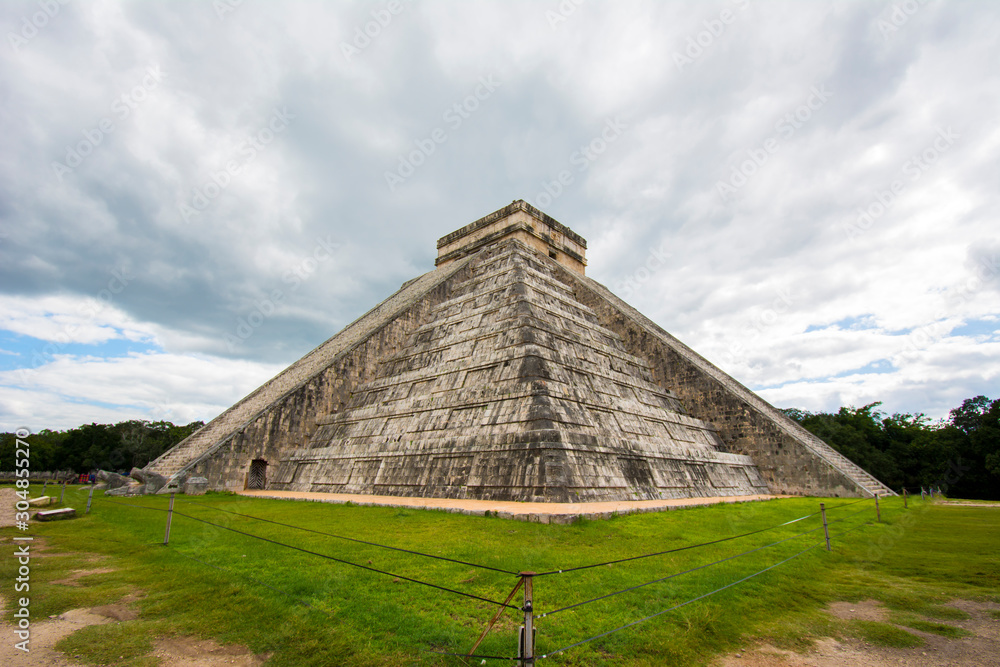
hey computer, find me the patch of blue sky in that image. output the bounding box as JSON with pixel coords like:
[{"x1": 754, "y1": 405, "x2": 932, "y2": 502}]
[
  {"x1": 61, "y1": 394, "x2": 149, "y2": 413},
  {"x1": 0, "y1": 330, "x2": 161, "y2": 371},
  {"x1": 804, "y1": 314, "x2": 879, "y2": 333},
  {"x1": 950, "y1": 318, "x2": 999, "y2": 339},
  {"x1": 753, "y1": 359, "x2": 895, "y2": 392},
  {"x1": 830, "y1": 358, "x2": 895, "y2": 378}
]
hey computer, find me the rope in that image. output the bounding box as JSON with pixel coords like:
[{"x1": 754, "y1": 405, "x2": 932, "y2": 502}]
[
  {"x1": 172, "y1": 550, "x2": 326, "y2": 612},
  {"x1": 424, "y1": 649, "x2": 520, "y2": 661},
  {"x1": 177, "y1": 497, "x2": 517, "y2": 575},
  {"x1": 533, "y1": 510, "x2": 820, "y2": 577},
  {"x1": 169, "y1": 510, "x2": 519, "y2": 610},
  {"x1": 823, "y1": 497, "x2": 872, "y2": 511},
  {"x1": 826, "y1": 505, "x2": 872, "y2": 523},
  {"x1": 93, "y1": 496, "x2": 170, "y2": 512},
  {"x1": 538, "y1": 524, "x2": 825, "y2": 618},
  {"x1": 538, "y1": 542, "x2": 823, "y2": 659}
]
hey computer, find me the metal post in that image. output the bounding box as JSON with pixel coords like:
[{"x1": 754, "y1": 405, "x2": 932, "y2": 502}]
[
  {"x1": 820, "y1": 503, "x2": 831, "y2": 552},
  {"x1": 60, "y1": 481, "x2": 66, "y2": 504},
  {"x1": 41, "y1": 481, "x2": 47, "y2": 496},
  {"x1": 519, "y1": 572, "x2": 536, "y2": 666},
  {"x1": 164, "y1": 493, "x2": 175, "y2": 546},
  {"x1": 903, "y1": 488, "x2": 908, "y2": 509},
  {"x1": 86, "y1": 485, "x2": 95, "y2": 514},
  {"x1": 875, "y1": 493, "x2": 881, "y2": 523}
]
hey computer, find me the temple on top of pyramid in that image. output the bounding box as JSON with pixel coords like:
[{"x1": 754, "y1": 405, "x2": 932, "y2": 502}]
[{"x1": 146, "y1": 200, "x2": 893, "y2": 501}]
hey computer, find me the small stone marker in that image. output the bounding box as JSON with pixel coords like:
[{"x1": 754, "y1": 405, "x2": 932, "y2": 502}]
[
  {"x1": 35, "y1": 507, "x2": 76, "y2": 521},
  {"x1": 28, "y1": 496, "x2": 53, "y2": 507},
  {"x1": 183, "y1": 476, "x2": 208, "y2": 495}
]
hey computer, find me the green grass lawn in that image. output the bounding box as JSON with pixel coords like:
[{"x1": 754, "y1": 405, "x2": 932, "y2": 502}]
[{"x1": 2, "y1": 486, "x2": 998, "y2": 666}]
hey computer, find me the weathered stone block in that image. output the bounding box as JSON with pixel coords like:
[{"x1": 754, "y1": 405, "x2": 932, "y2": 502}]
[{"x1": 183, "y1": 477, "x2": 208, "y2": 495}]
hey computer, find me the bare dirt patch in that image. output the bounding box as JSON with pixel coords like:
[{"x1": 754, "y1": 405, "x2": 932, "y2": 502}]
[
  {"x1": 1, "y1": 593, "x2": 263, "y2": 666},
  {"x1": 49, "y1": 567, "x2": 117, "y2": 587},
  {"x1": 150, "y1": 636, "x2": 269, "y2": 667},
  {"x1": 826, "y1": 600, "x2": 887, "y2": 623},
  {"x1": 0, "y1": 602, "x2": 113, "y2": 667},
  {"x1": 715, "y1": 599, "x2": 1000, "y2": 667},
  {"x1": 0, "y1": 487, "x2": 18, "y2": 528}
]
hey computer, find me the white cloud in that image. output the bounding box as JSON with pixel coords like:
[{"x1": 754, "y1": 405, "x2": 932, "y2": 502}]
[
  {"x1": 0, "y1": 0, "x2": 997, "y2": 430},
  {"x1": 0, "y1": 350, "x2": 284, "y2": 432}
]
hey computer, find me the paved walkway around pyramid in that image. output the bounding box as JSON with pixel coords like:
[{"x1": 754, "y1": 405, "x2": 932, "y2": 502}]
[{"x1": 237, "y1": 489, "x2": 790, "y2": 523}]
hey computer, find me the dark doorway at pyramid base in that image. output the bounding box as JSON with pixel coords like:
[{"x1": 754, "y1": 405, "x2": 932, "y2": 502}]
[
  {"x1": 247, "y1": 458, "x2": 267, "y2": 490},
  {"x1": 267, "y1": 445, "x2": 770, "y2": 503}
]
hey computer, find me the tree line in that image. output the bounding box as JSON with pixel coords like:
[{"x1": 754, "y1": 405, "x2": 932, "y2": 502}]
[
  {"x1": 1, "y1": 395, "x2": 997, "y2": 500},
  {"x1": 784, "y1": 395, "x2": 999, "y2": 501},
  {"x1": 0, "y1": 420, "x2": 204, "y2": 473}
]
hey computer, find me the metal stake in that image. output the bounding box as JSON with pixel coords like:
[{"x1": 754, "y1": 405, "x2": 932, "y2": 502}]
[
  {"x1": 820, "y1": 503, "x2": 831, "y2": 552},
  {"x1": 164, "y1": 493, "x2": 175, "y2": 545},
  {"x1": 60, "y1": 481, "x2": 66, "y2": 504},
  {"x1": 520, "y1": 572, "x2": 536, "y2": 666},
  {"x1": 875, "y1": 493, "x2": 881, "y2": 522},
  {"x1": 86, "y1": 485, "x2": 95, "y2": 514},
  {"x1": 903, "y1": 488, "x2": 908, "y2": 509}
]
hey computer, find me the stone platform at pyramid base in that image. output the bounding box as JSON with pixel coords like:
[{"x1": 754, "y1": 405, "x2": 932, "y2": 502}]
[
  {"x1": 237, "y1": 489, "x2": 788, "y2": 524},
  {"x1": 264, "y1": 438, "x2": 769, "y2": 503}
]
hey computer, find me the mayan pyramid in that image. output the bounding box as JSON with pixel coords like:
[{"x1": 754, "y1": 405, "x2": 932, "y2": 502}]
[{"x1": 146, "y1": 200, "x2": 893, "y2": 501}]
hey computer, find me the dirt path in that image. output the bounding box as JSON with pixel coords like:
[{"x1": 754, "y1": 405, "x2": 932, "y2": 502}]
[
  {"x1": 716, "y1": 599, "x2": 1000, "y2": 667},
  {"x1": 0, "y1": 595, "x2": 265, "y2": 667},
  {"x1": 1, "y1": 487, "x2": 19, "y2": 528},
  {"x1": 237, "y1": 489, "x2": 788, "y2": 522}
]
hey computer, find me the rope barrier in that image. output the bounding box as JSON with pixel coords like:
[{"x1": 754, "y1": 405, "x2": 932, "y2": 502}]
[
  {"x1": 537, "y1": 542, "x2": 823, "y2": 659},
  {"x1": 826, "y1": 505, "x2": 872, "y2": 524},
  {"x1": 533, "y1": 510, "x2": 820, "y2": 577},
  {"x1": 424, "y1": 649, "x2": 520, "y2": 661},
  {"x1": 177, "y1": 497, "x2": 517, "y2": 575},
  {"x1": 173, "y1": 550, "x2": 326, "y2": 613},
  {"x1": 822, "y1": 497, "x2": 872, "y2": 511},
  {"x1": 827, "y1": 517, "x2": 875, "y2": 539},
  {"x1": 537, "y1": 523, "x2": 826, "y2": 618},
  {"x1": 169, "y1": 510, "x2": 520, "y2": 610},
  {"x1": 93, "y1": 496, "x2": 170, "y2": 512}
]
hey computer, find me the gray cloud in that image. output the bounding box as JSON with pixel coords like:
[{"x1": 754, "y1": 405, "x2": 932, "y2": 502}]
[{"x1": 1, "y1": 0, "x2": 998, "y2": 429}]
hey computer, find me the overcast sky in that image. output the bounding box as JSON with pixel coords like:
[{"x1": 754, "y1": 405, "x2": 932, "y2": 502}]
[{"x1": 1, "y1": 0, "x2": 997, "y2": 433}]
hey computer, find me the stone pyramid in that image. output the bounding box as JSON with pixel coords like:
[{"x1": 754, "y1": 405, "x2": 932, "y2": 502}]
[{"x1": 146, "y1": 201, "x2": 893, "y2": 501}]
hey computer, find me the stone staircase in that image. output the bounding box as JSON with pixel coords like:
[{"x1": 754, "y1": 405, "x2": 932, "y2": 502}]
[{"x1": 799, "y1": 434, "x2": 895, "y2": 497}]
